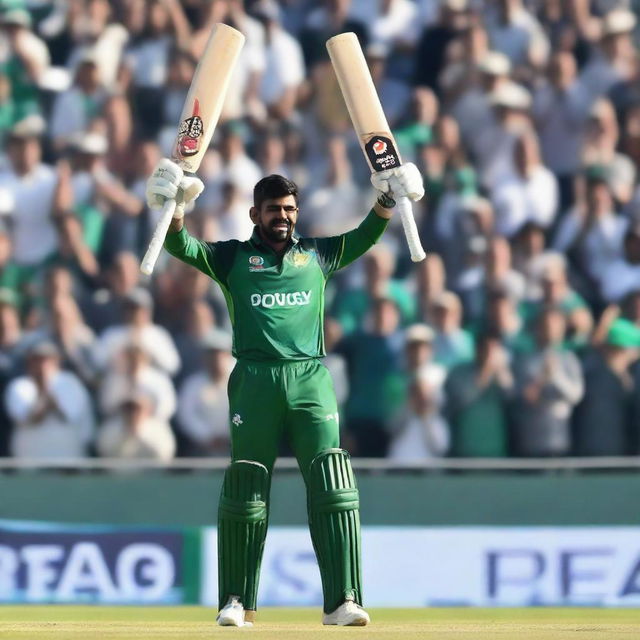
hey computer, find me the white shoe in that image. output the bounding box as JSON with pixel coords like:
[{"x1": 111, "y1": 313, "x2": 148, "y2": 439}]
[
  {"x1": 216, "y1": 596, "x2": 253, "y2": 627},
  {"x1": 322, "y1": 600, "x2": 370, "y2": 626}
]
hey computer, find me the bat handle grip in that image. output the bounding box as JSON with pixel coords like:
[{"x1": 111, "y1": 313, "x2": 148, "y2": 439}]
[
  {"x1": 396, "y1": 196, "x2": 426, "y2": 263},
  {"x1": 140, "y1": 199, "x2": 177, "y2": 276}
]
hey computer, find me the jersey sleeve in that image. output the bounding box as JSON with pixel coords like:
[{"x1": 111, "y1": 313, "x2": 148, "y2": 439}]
[
  {"x1": 312, "y1": 209, "x2": 389, "y2": 276},
  {"x1": 164, "y1": 227, "x2": 237, "y2": 287}
]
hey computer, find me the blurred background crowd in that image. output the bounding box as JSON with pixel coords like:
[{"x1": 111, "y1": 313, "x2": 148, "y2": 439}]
[{"x1": 0, "y1": 0, "x2": 640, "y2": 462}]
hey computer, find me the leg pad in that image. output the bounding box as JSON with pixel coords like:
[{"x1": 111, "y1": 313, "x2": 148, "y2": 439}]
[
  {"x1": 307, "y1": 448, "x2": 363, "y2": 613},
  {"x1": 218, "y1": 460, "x2": 270, "y2": 611}
]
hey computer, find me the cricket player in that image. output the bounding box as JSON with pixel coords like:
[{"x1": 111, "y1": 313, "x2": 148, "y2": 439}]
[{"x1": 146, "y1": 157, "x2": 424, "y2": 626}]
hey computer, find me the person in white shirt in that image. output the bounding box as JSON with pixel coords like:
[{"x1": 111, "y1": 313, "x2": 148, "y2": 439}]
[
  {"x1": 177, "y1": 329, "x2": 234, "y2": 456},
  {"x1": 97, "y1": 392, "x2": 176, "y2": 461},
  {"x1": 579, "y1": 9, "x2": 637, "y2": 106},
  {"x1": 98, "y1": 339, "x2": 176, "y2": 422},
  {"x1": 93, "y1": 287, "x2": 180, "y2": 376},
  {"x1": 450, "y1": 50, "x2": 511, "y2": 158},
  {"x1": 553, "y1": 172, "x2": 628, "y2": 287},
  {"x1": 598, "y1": 224, "x2": 640, "y2": 304},
  {"x1": 485, "y1": 0, "x2": 550, "y2": 70},
  {"x1": 581, "y1": 97, "x2": 636, "y2": 205},
  {"x1": 473, "y1": 81, "x2": 532, "y2": 189},
  {"x1": 491, "y1": 129, "x2": 559, "y2": 237},
  {"x1": 533, "y1": 51, "x2": 590, "y2": 207},
  {"x1": 49, "y1": 50, "x2": 107, "y2": 151},
  {"x1": 388, "y1": 376, "x2": 449, "y2": 461},
  {"x1": 254, "y1": 2, "x2": 305, "y2": 121},
  {"x1": 0, "y1": 116, "x2": 59, "y2": 268},
  {"x1": 5, "y1": 341, "x2": 95, "y2": 459}
]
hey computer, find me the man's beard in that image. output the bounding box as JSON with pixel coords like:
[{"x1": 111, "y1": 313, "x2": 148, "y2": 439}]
[{"x1": 261, "y1": 220, "x2": 293, "y2": 243}]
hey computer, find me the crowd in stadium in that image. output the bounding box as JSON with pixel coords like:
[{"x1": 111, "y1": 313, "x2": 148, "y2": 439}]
[{"x1": 0, "y1": 0, "x2": 639, "y2": 461}]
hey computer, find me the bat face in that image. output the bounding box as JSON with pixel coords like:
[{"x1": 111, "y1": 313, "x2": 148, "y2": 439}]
[
  {"x1": 364, "y1": 134, "x2": 401, "y2": 173},
  {"x1": 169, "y1": 23, "x2": 245, "y2": 173}
]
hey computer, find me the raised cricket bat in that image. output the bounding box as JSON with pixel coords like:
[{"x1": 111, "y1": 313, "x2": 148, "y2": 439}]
[
  {"x1": 327, "y1": 33, "x2": 426, "y2": 262},
  {"x1": 140, "y1": 23, "x2": 245, "y2": 275}
]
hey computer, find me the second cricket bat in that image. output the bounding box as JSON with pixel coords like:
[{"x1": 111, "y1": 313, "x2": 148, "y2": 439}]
[
  {"x1": 140, "y1": 23, "x2": 245, "y2": 275},
  {"x1": 327, "y1": 33, "x2": 426, "y2": 262}
]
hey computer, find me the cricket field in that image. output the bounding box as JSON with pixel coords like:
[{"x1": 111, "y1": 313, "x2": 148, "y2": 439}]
[{"x1": 1, "y1": 607, "x2": 640, "y2": 639}]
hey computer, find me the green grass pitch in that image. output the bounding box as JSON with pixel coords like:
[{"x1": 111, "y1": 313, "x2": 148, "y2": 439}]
[{"x1": 1, "y1": 606, "x2": 640, "y2": 639}]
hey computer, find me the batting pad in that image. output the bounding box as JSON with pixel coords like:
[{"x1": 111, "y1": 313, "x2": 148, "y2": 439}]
[
  {"x1": 307, "y1": 448, "x2": 363, "y2": 613},
  {"x1": 218, "y1": 460, "x2": 270, "y2": 611}
]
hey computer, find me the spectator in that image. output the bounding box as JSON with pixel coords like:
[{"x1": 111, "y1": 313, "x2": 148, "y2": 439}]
[
  {"x1": 512, "y1": 308, "x2": 584, "y2": 456},
  {"x1": 599, "y1": 224, "x2": 640, "y2": 304},
  {"x1": 0, "y1": 8, "x2": 50, "y2": 120},
  {"x1": 332, "y1": 242, "x2": 415, "y2": 334},
  {"x1": 0, "y1": 116, "x2": 60, "y2": 271},
  {"x1": 97, "y1": 392, "x2": 176, "y2": 461},
  {"x1": 444, "y1": 331, "x2": 512, "y2": 457},
  {"x1": 449, "y1": 50, "x2": 510, "y2": 157},
  {"x1": 511, "y1": 221, "x2": 548, "y2": 300},
  {"x1": 98, "y1": 339, "x2": 176, "y2": 423},
  {"x1": 49, "y1": 49, "x2": 107, "y2": 150},
  {"x1": 84, "y1": 251, "x2": 141, "y2": 334},
  {"x1": 4, "y1": 341, "x2": 94, "y2": 459},
  {"x1": 253, "y1": 1, "x2": 306, "y2": 122},
  {"x1": 430, "y1": 291, "x2": 475, "y2": 369},
  {"x1": 303, "y1": 135, "x2": 363, "y2": 236},
  {"x1": 579, "y1": 9, "x2": 636, "y2": 105},
  {"x1": 573, "y1": 318, "x2": 640, "y2": 455},
  {"x1": 520, "y1": 252, "x2": 593, "y2": 350},
  {"x1": 92, "y1": 287, "x2": 180, "y2": 376},
  {"x1": 553, "y1": 170, "x2": 627, "y2": 296},
  {"x1": 176, "y1": 329, "x2": 233, "y2": 456},
  {"x1": 125, "y1": 0, "x2": 191, "y2": 138},
  {"x1": 474, "y1": 80, "x2": 532, "y2": 189},
  {"x1": 580, "y1": 98, "x2": 635, "y2": 204},
  {"x1": 172, "y1": 299, "x2": 218, "y2": 385},
  {"x1": 404, "y1": 323, "x2": 446, "y2": 396},
  {"x1": 533, "y1": 51, "x2": 590, "y2": 208},
  {"x1": 485, "y1": 0, "x2": 550, "y2": 71},
  {"x1": 413, "y1": 0, "x2": 472, "y2": 92},
  {"x1": 491, "y1": 129, "x2": 559, "y2": 237},
  {"x1": 339, "y1": 297, "x2": 406, "y2": 457},
  {"x1": 24, "y1": 294, "x2": 98, "y2": 387},
  {"x1": 387, "y1": 376, "x2": 449, "y2": 461},
  {"x1": 394, "y1": 87, "x2": 438, "y2": 161}
]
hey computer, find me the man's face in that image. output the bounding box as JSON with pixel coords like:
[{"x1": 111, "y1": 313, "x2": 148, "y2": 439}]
[
  {"x1": 250, "y1": 195, "x2": 298, "y2": 246},
  {"x1": 8, "y1": 137, "x2": 41, "y2": 175}
]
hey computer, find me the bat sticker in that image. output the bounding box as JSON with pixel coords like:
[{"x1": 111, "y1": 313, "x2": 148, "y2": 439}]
[
  {"x1": 365, "y1": 135, "x2": 400, "y2": 172},
  {"x1": 176, "y1": 99, "x2": 204, "y2": 158}
]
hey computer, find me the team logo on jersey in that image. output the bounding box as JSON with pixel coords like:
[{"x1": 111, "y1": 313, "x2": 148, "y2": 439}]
[
  {"x1": 249, "y1": 256, "x2": 264, "y2": 271},
  {"x1": 290, "y1": 252, "x2": 310, "y2": 268},
  {"x1": 232, "y1": 413, "x2": 243, "y2": 426}
]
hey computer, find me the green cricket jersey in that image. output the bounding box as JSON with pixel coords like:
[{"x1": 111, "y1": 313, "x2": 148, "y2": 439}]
[{"x1": 164, "y1": 209, "x2": 389, "y2": 362}]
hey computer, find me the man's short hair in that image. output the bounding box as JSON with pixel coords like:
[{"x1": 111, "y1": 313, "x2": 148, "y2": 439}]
[{"x1": 253, "y1": 174, "x2": 299, "y2": 209}]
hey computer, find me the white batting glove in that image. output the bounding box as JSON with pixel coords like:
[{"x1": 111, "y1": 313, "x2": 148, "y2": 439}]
[
  {"x1": 370, "y1": 162, "x2": 425, "y2": 202},
  {"x1": 146, "y1": 158, "x2": 183, "y2": 209},
  {"x1": 174, "y1": 174, "x2": 205, "y2": 219},
  {"x1": 145, "y1": 158, "x2": 204, "y2": 219}
]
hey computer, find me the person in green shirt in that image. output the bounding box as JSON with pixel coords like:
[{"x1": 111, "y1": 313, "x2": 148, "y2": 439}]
[{"x1": 146, "y1": 157, "x2": 424, "y2": 627}]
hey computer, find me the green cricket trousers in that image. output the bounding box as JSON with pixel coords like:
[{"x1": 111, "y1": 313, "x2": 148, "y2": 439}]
[{"x1": 217, "y1": 358, "x2": 364, "y2": 615}]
